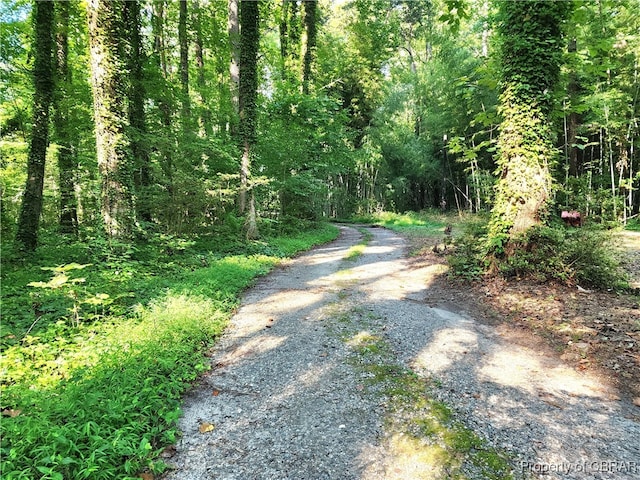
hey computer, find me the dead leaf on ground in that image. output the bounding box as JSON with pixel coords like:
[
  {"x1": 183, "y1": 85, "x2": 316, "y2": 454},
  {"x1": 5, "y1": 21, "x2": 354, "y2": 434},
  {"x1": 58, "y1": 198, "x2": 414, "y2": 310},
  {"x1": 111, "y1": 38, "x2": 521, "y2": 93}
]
[
  {"x1": 138, "y1": 473, "x2": 154, "y2": 480},
  {"x1": 212, "y1": 389, "x2": 220, "y2": 396},
  {"x1": 160, "y1": 445, "x2": 177, "y2": 458},
  {"x1": 2, "y1": 409, "x2": 21, "y2": 417},
  {"x1": 199, "y1": 421, "x2": 215, "y2": 433},
  {"x1": 633, "y1": 397, "x2": 640, "y2": 407}
]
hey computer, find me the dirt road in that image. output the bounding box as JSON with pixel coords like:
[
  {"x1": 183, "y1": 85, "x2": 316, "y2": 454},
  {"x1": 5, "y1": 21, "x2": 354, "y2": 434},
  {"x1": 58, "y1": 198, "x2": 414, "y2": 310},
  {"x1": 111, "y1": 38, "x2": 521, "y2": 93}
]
[{"x1": 163, "y1": 226, "x2": 640, "y2": 480}]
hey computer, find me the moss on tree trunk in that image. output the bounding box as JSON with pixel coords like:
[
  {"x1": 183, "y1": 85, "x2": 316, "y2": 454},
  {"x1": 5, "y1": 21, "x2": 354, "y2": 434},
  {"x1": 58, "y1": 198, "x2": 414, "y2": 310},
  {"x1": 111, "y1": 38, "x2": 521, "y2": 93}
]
[
  {"x1": 16, "y1": 0, "x2": 55, "y2": 251},
  {"x1": 238, "y1": 0, "x2": 259, "y2": 238},
  {"x1": 488, "y1": 0, "x2": 571, "y2": 258},
  {"x1": 87, "y1": 0, "x2": 135, "y2": 239}
]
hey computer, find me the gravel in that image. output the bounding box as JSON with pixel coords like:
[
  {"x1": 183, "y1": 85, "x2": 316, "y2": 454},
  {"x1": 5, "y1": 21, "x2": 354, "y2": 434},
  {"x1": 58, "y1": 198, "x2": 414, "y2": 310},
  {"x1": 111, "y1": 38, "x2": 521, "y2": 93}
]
[{"x1": 163, "y1": 226, "x2": 640, "y2": 480}]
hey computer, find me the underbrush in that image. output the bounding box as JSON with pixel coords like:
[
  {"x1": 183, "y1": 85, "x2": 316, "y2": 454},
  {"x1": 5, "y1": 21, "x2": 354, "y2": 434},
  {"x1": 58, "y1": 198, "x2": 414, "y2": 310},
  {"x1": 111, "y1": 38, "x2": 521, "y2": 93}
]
[
  {"x1": 626, "y1": 218, "x2": 640, "y2": 231},
  {"x1": 449, "y1": 220, "x2": 628, "y2": 290},
  {"x1": 0, "y1": 223, "x2": 339, "y2": 479},
  {"x1": 346, "y1": 210, "x2": 449, "y2": 235},
  {"x1": 347, "y1": 210, "x2": 628, "y2": 290}
]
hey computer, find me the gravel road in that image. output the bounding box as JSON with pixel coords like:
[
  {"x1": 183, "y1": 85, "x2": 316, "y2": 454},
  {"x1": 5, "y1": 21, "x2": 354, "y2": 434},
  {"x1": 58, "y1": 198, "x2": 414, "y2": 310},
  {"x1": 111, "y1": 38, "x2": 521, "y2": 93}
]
[{"x1": 163, "y1": 226, "x2": 640, "y2": 480}]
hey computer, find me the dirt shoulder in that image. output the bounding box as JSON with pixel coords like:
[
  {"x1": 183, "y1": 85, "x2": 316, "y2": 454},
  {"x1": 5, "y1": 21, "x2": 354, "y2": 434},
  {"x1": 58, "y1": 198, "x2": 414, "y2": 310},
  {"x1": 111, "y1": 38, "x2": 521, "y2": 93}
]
[{"x1": 412, "y1": 230, "x2": 640, "y2": 404}]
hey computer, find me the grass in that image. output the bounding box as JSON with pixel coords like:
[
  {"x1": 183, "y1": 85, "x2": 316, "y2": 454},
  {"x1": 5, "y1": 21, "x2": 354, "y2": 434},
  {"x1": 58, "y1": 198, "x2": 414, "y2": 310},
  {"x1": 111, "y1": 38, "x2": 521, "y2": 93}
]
[
  {"x1": 0, "y1": 223, "x2": 339, "y2": 479},
  {"x1": 346, "y1": 210, "x2": 467, "y2": 256}
]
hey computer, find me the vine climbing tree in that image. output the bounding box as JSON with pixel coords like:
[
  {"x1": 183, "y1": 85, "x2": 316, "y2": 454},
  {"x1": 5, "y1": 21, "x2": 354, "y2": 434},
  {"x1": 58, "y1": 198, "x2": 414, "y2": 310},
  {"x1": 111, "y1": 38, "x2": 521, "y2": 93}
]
[
  {"x1": 488, "y1": 0, "x2": 573, "y2": 257},
  {"x1": 238, "y1": 0, "x2": 260, "y2": 238},
  {"x1": 87, "y1": 0, "x2": 135, "y2": 239},
  {"x1": 15, "y1": 0, "x2": 55, "y2": 251}
]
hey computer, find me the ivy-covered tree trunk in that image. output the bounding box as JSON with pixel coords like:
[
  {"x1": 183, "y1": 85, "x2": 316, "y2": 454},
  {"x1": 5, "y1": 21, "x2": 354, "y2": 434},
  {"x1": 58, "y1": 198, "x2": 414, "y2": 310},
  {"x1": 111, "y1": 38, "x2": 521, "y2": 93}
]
[
  {"x1": 124, "y1": 0, "x2": 152, "y2": 223},
  {"x1": 54, "y1": 0, "x2": 78, "y2": 235},
  {"x1": 238, "y1": 0, "x2": 259, "y2": 238},
  {"x1": 279, "y1": 0, "x2": 289, "y2": 70},
  {"x1": 279, "y1": 0, "x2": 302, "y2": 81},
  {"x1": 87, "y1": 0, "x2": 135, "y2": 239},
  {"x1": 151, "y1": 0, "x2": 174, "y2": 200},
  {"x1": 178, "y1": 0, "x2": 191, "y2": 129},
  {"x1": 488, "y1": 0, "x2": 571, "y2": 256},
  {"x1": 16, "y1": 0, "x2": 55, "y2": 251},
  {"x1": 302, "y1": 0, "x2": 317, "y2": 94},
  {"x1": 229, "y1": 0, "x2": 240, "y2": 117},
  {"x1": 193, "y1": 0, "x2": 212, "y2": 136}
]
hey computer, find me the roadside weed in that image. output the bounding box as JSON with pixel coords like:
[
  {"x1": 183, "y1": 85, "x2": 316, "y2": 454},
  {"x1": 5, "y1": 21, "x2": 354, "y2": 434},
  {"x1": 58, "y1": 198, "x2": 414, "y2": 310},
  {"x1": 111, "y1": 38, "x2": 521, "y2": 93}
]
[{"x1": 0, "y1": 224, "x2": 339, "y2": 479}]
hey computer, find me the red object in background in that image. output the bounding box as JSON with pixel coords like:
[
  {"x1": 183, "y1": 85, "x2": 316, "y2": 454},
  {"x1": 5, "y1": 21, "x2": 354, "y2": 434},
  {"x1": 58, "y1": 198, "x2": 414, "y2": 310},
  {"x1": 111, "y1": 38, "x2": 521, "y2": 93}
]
[{"x1": 561, "y1": 210, "x2": 582, "y2": 227}]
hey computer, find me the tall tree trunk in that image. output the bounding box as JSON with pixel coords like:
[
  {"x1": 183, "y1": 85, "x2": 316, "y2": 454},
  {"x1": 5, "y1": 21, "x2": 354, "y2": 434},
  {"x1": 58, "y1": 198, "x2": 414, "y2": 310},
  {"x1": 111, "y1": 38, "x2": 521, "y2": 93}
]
[
  {"x1": 124, "y1": 0, "x2": 152, "y2": 223},
  {"x1": 179, "y1": 0, "x2": 191, "y2": 130},
  {"x1": 489, "y1": 0, "x2": 571, "y2": 256},
  {"x1": 567, "y1": 37, "x2": 581, "y2": 177},
  {"x1": 229, "y1": 0, "x2": 240, "y2": 118},
  {"x1": 278, "y1": 0, "x2": 302, "y2": 81},
  {"x1": 54, "y1": 0, "x2": 78, "y2": 235},
  {"x1": 16, "y1": 0, "x2": 55, "y2": 251},
  {"x1": 152, "y1": 0, "x2": 174, "y2": 200},
  {"x1": 238, "y1": 0, "x2": 260, "y2": 238},
  {"x1": 279, "y1": 0, "x2": 289, "y2": 71},
  {"x1": 153, "y1": 0, "x2": 168, "y2": 78},
  {"x1": 302, "y1": 0, "x2": 317, "y2": 95},
  {"x1": 87, "y1": 0, "x2": 135, "y2": 239},
  {"x1": 193, "y1": 0, "x2": 212, "y2": 136}
]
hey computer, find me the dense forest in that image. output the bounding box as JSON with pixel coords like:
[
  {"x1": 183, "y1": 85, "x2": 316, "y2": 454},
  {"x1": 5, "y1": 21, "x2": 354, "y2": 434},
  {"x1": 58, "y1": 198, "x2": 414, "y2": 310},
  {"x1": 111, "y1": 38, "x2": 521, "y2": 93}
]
[
  {"x1": 1, "y1": 0, "x2": 639, "y2": 478},
  {"x1": 2, "y1": 0, "x2": 638, "y2": 247}
]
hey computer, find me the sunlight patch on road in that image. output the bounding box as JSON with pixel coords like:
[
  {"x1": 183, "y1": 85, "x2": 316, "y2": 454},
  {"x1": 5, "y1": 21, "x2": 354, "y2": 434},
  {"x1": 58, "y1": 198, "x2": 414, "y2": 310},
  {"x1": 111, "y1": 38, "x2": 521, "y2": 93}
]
[
  {"x1": 267, "y1": 362, "x2": 334, "y2": 407},
  {"x1": 360, "y1": 433, "x2": 446, "y2": 479},
  {"x1": 363, "y1": 245, "x2": 397, "y2": 255},
  {"x1": 413, "y1": 326, "x2": 479, "y2": 375},
  {"x1": 235, "y1": 291, "x2": 325, "y2": 336},
  {"x1": 479, "y1": 348, "x2": 611, "y2": 400}
]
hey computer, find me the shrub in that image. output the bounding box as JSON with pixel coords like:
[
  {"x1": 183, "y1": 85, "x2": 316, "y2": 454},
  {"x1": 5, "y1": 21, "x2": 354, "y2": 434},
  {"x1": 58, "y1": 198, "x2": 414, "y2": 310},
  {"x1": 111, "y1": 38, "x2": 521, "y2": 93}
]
[
  {"x1": 449, "y1": 220, "x2": 628, "y2": 290},
  {"x1": 500, "y1": 225, "x2": 627, "y2": 289}
]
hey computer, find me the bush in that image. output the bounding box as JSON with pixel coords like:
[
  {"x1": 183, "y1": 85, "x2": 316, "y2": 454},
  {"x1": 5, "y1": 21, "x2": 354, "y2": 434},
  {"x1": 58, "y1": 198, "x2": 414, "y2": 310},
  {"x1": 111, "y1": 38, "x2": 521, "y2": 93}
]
[
  {"x1": 501, "y1": 225, "x2": 627, "y2": 289},
  {"x1": 447, "y1": 219, "x2": 488, "y2": 280},
  {"x1": 449, "y1": 220, "x2": 628, "y2": 290}
]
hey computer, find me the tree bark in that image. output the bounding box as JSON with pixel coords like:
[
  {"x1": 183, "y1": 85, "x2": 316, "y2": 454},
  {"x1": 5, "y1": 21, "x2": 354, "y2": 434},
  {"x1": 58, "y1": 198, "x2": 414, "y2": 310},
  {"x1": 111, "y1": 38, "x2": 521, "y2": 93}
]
[
  {"x1": 54, "y1": 0, "x2": 78, "y2": 235},
  {"x1": 193, "y1": 0, "x2": 212, "y2": 136},
  {"x1": 566, "y1": 37, "x2": 581, "y2": 177},
  {"x1": 302, "y1": 0, "x2": 317, "y2": 94},
  {"x1": 124, "y1": 0, "x2": 152, "y2": 223},
  {"x1": 16, "y1": 0, "x2": 55, "y2": 251},
  {"x1": 238, "y1": 0, "x2": 260, "y2": 238},
  {"x1": 151, "y1": 0, "x2": 174, "y2": 199},
  {"x1": 279, "y1": 0, "x2": 289, "y2": 68},
  {"x1": 179, "y1": 0, "x2": 191, "y2": 129},
  {"x1": 87, "y1": 0, "x2": 135, "y2": 239},
  {"x1": 229, "y1": 0, "x2": 240, "y2": 117}
]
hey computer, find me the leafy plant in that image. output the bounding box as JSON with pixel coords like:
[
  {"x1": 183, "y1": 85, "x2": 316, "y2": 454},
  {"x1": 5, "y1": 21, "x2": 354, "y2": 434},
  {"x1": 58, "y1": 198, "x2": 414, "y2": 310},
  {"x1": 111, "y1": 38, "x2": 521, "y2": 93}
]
[{"x1": 0, "y1": 223, "x2": 339, "y2": 479}]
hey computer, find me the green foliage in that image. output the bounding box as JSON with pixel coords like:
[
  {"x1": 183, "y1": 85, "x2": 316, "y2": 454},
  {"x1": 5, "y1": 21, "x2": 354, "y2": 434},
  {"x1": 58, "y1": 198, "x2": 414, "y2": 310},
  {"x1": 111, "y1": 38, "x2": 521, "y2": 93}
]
[
  {"x1": 349, "y1": 210, "x2": 447, "y2": 234},
  {"x1": 450, "y1": 218, "x2": 628, "y2": 290},
  {"x1": 0, "y1": 223, "x2": 339, "y2": 479},
  {"x1": 502, "y1": 225, "x2": 627, "y2": 289},
  {"x1": 257, "y1": 91, "x2": 353, "y2": 220},
  {"x1": 626, "y1": 218, "x2": 640, "y2": 232},
  {"x1": 447, "y1": 217, "x2": 489, "y2": 280}
]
